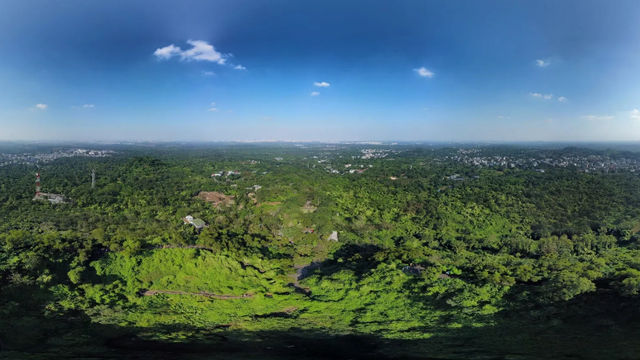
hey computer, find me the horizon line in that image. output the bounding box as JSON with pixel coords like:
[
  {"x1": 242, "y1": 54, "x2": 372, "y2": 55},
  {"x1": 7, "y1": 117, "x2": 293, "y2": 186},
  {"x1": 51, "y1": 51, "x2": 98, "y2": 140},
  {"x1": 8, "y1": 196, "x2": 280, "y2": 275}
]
[{"x1": 1, "y1": 139, "x2": 640, "y2": 145}]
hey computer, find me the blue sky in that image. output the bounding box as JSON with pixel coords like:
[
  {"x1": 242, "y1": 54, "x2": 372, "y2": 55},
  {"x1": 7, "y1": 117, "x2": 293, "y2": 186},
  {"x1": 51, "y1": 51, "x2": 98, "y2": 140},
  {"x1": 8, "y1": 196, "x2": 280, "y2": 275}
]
[{"x1": 1, "y1": 0, "x2": 639, "y2": 142}]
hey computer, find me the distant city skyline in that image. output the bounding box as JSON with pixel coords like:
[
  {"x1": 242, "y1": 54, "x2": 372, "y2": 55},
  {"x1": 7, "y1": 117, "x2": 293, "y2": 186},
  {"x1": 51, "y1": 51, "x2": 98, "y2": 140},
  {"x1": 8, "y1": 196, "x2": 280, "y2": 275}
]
[{"x1": 1, "y1": 0, "x2": 639, "y2": 142}]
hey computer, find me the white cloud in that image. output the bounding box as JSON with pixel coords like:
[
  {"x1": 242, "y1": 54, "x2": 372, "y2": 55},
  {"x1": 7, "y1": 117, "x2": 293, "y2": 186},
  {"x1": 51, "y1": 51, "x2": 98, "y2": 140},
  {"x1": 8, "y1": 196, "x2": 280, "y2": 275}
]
[
  {"x1": 414, "y1": 67, "x2": 434, "y2": 78},
  {"x1": 631, "y1": 109, "x2": 640, "y2": 120},
  {"x1": 557, "y1": 96, "x2": 568, "y2": 103},
  {"x1": 530, "y1": 92, "x2": 553, "y2": 100},
  {"x1": 314, "y1": 81, "x2": 330, "y2": 87},
  {"x1": 208, "y1": 102, "x2": 218, "y2": 112},
  {"x1": 310, "y1": 91, "x2": 320, "y2": 96},
  {"x1": 154, "y1": 40, "x2": 228, "y2": 64},
  {"x1": 536, "y1": 59, "x2": 550, "y2": 68},
  {"x1": 582, "y1": 114, "x2": 614, "y2": 121},
  {"x1": 153, "y1": 44, "x2": 182, "y2": 59},
  {"x1": 181, "y1": 40, "x2": 226, "y2": 63},
  {"x1": 233, "y1": 64, "x2": 246, "y2": 70},
  {"x1": 202, "y1": 71, "x2": 215, "y2": 76},
  {"x1": 35, "y1": 103, "x2": 47, "y2": 110}
]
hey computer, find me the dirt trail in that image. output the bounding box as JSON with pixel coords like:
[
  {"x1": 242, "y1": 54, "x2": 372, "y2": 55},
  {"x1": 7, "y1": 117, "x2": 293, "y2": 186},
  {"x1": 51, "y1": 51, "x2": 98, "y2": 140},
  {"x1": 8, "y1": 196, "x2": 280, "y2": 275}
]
[
  {"x1": 287, "y1": 262, "x2": 321, "y2": 295},
  {"x1": 142, "y1": 289, "x2": 253, "y2": 299},
  {"x1": 156, "y1": 244, "x2": 216, "y2": 251}
]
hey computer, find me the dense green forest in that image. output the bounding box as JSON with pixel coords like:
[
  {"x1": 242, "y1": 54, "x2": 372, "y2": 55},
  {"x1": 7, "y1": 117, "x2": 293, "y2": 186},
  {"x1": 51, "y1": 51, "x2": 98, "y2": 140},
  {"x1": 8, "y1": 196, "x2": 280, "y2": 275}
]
[{"x1": 2, "y1": 143, "x2": 640, "y2": 359}]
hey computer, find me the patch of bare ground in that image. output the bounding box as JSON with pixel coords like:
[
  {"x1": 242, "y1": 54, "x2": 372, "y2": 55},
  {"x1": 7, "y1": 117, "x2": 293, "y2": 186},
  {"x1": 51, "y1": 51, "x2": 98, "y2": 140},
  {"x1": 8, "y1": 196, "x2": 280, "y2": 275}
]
[{"x1": 196, "y1": 191, "x2": 235, "y2": 207}]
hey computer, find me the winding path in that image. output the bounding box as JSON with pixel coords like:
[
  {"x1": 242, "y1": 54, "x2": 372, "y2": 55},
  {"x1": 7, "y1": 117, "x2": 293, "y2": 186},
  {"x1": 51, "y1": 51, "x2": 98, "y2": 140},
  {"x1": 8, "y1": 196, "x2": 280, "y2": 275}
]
[{"x1": 142, "y1": 289, "x2": 253, "y2": 299}]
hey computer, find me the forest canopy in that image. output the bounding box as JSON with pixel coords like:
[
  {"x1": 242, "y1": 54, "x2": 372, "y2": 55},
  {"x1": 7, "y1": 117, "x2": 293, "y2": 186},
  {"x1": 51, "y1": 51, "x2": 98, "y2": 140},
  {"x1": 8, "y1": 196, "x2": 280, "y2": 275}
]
[{"x1": 1, "y1": 143, "x2": 640, "y2": 359}]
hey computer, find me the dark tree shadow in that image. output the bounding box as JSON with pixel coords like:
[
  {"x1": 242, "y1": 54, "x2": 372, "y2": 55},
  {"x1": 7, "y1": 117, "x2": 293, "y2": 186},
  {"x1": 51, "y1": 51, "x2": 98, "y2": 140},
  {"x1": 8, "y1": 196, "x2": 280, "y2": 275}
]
[
  {"x1": 3, "y1": 289, "x2": 640, "y2": 360},
  {"x1": 299, "y1": 244, "x2": 383, "y2": 281}
]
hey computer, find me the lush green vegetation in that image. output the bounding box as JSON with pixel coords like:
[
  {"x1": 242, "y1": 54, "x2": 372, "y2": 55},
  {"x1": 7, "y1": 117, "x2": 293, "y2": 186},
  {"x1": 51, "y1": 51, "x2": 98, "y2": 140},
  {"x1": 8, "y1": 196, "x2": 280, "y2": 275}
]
[{"x1": 2, "y1": 143, "x2": 640, "y2": 359}]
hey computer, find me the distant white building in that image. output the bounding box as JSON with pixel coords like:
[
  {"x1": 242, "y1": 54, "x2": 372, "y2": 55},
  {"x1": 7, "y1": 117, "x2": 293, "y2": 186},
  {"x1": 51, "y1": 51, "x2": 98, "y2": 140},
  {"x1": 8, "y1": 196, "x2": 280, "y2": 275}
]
[{"x1": 34, "y1": 192, "x2": 66, "y2": 204}]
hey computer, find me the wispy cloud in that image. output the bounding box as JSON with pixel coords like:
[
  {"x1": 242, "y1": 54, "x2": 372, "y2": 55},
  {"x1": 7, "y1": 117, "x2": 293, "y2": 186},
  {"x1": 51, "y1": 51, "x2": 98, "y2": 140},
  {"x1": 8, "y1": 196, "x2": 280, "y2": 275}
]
[
  {"x1": 208, "y1": 102, "x2": 218, "y2": 112},
  {"x1": 631, "y1": 109, "x2": 640, "y2": 120},
  {"x1": 535, "y1": 59, "x2": 550, "y2": 68},
  {"x1": 154, "y1": 40, "x2": 228, "y2": 64},
  {"x1": 310, "y1": 91, "x2": 320, "y2": 96},
  {"x1": 35, "y1": 103, "x2": 47, "y2": 110},
  {"x1": 530, "y1": 92, "x2": 553, "y2": 100},
  {"x1": 582, "y1": 114, "x2": 614, "y2": 121},
  {"x1": 557, "y1": 96, "x2": 568, "y2": 103},
  {"x1": 233, "y1": 64, "x2": 246, "y2": 70},
  {"x1": 202, "y1": 71, "x2": 216, "y2": 76},
  {"x1": 153, "y1": 44, "x2": 182, "y2": 59},
  {"x1": 414, "y1": 67, "x2": 434, "y2": 78},
  {"x1": 314, "y1": 81, "x2": 330, "y2": 87},
  {"x1": 71, "y1": 104, "x2": 95, "y2": 109}
]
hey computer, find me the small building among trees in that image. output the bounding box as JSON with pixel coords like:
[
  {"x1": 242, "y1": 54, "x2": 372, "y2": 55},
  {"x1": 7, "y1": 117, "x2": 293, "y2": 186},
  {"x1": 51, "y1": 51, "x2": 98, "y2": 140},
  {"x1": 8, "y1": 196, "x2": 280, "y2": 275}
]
[{"x1": 183, "y1": 215, "x2": 206, "y2": 230}]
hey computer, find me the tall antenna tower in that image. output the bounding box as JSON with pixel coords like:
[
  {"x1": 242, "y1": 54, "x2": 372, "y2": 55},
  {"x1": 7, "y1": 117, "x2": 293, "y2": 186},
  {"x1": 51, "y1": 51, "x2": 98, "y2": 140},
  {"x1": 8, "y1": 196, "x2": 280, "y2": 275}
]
[
  {"x1": 33, "y1": 172, "x2": 66, "y2": 204},
  {"x1": 91, "y1": 169, "x2": 95, "y2": 189},
  {"x1": 35, "y1": 172, "x2": 41, "y2": 196}
]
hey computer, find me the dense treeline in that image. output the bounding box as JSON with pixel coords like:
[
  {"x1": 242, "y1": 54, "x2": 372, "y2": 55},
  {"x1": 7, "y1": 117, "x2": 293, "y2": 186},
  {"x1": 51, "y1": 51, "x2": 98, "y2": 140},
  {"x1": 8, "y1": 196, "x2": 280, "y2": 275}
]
[{"x1": 1, "y1": 144, "x2": 640, "y2": 358}]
